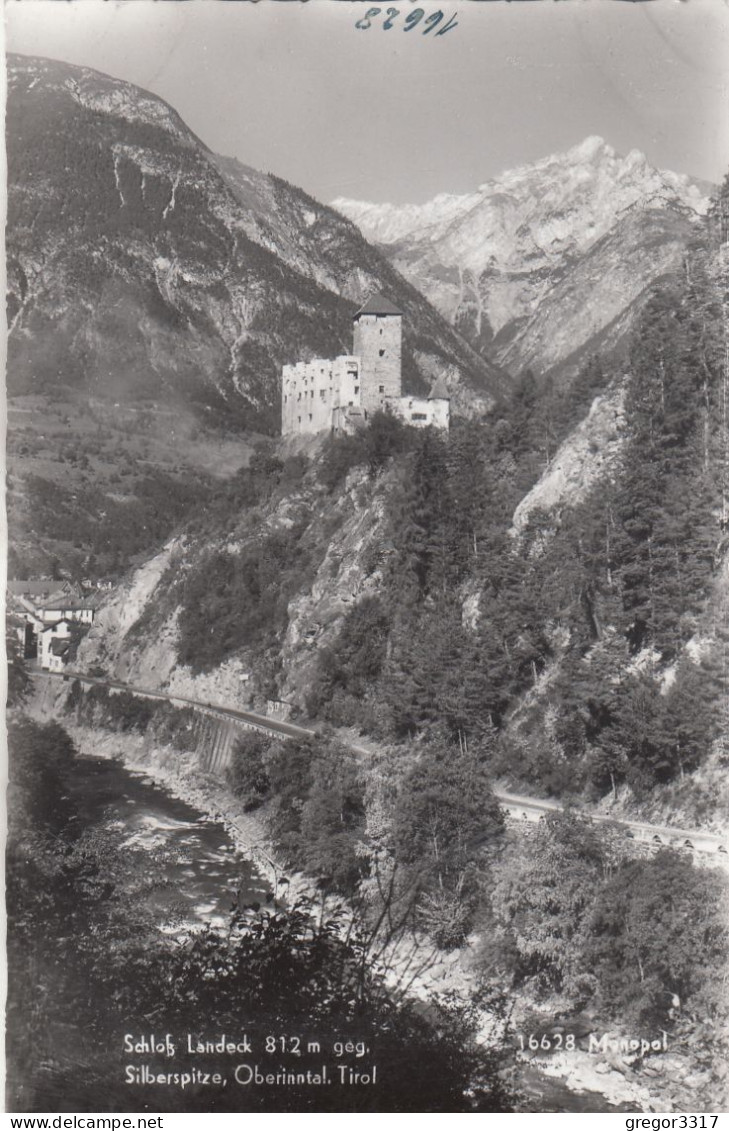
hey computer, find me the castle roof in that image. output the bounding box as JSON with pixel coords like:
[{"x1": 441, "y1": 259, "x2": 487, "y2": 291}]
[
  {"x1": 353, "y1": 294, "x2": 403, "y2": 318},
  {"x1": 428, "y1": 376, "x2": 450, "y2": 400}
]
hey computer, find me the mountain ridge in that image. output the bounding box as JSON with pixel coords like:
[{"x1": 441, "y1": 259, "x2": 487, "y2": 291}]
[{"x1": 333, "y1": 136, "x2": 711, "y2": 380}]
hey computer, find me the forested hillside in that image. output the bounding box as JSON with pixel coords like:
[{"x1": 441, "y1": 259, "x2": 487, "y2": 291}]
[
  {"x1": 82, "y1": 178, "x2": 729, "y2": 827},
  {"x1": 303, "y1": 197, "x2": 729, "y2": 811}
]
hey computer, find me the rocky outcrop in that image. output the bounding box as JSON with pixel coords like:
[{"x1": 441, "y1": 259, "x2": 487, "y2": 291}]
[
  {"x1": 75, "y1": 463, "x2": 392, "y2": 716},
  {"x1": 77, "y1": 538, "x2": 181, "y2": 685},
  {"x1": 279, "y1": 469, "x2": 387, "y2": 705},
  {"x1": 511, "y1": 383, "x2": 627, "y2": 536}
]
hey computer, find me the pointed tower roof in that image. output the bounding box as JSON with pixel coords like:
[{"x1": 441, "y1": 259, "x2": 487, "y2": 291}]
[
  {"x1": 428, "y1": 376, "x2": 450, "y2": 400},
  {"x1": 353, "y1": 293, "x2": 403, "y2": 318}
]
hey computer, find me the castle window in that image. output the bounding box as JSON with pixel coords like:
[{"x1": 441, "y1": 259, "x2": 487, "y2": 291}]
[
  {"x1": 412, "y1": 412, "x2": 428, "y2": 421},
  {"x1": 320, "y1": 389, "x2": 326, "y2": 399},
  {"x1": 309, "y1": 414, "x2": 313, "y2": 421},
  {"x1": 298, "y1": 416, "x2": 301, "y2": 424},
  {"x1": 379, "y1": 349, "x2": 385, "y2": 357},
  {"x1": 354, "y1": 386, "x2": 359, "y2": 394},
  {"x1": 297, "y1": 393, "x2": 301, "y2": 401},
  {"x1": 379, "y1": 385, "x2": 385, "y2": 393},
  {"x1": 379, "y1": 328, "x2": 383, "y2": 335},
  {"x1": 284, "y1": 395, "x2": 288, "y2": 403}
]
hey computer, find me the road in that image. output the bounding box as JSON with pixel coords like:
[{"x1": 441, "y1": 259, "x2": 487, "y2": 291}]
[{"x1": 46, "y1": 669, "x2": 729, "y2": 858}]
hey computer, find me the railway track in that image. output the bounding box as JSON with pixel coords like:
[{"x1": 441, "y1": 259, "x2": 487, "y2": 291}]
[{"x1": 46, "y1": 669, "x2": 729, "y2": 859}]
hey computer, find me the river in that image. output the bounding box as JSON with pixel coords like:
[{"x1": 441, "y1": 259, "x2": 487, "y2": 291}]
[
  {"x1": 57, "y1": 748, "x2": 637, "y2": 1114},
  {"x1": 67, "y1": 751, "x2": 272, "y2": 930}
]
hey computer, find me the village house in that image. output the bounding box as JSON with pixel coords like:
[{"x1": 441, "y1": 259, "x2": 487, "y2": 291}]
[
  {"x1": 7, "y1": 580, "x2": 102, "y2": 665},
  {"x1": 7, "y1": 579, "x2": 78, "y2": 604},
  {"x1": 35, "y1": 597, "x2": 98, "y2": 626},
  {"x1": 38, "y1": 620, "x2": 70, "y2": 672},
  {"x1": 281, "y1": 295, "x2": 450, "y2": 437},
  {"x1": 37, "y1": 618, "x2": 88, "y2": 672}
]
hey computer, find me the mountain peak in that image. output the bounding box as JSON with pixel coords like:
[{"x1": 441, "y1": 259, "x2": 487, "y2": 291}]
[{"x1": 568, "y1": 135, "x2": 614, "y2": 162}]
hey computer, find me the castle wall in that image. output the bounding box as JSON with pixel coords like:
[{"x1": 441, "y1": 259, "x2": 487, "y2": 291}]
[
  {"x1": 392, "y1": 396, "x2": 450, "y2": 430},
  {"x1": 282, "y1": 356, "x2": 360, "y2": 436},
  {"x1": 352, "y1": 313, "x2": 402, "y2": 414}
]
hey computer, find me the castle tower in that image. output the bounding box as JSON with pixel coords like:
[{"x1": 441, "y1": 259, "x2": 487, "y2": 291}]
[{"x1": 352, "y1": 294, "x2": 402, "y2": 415}]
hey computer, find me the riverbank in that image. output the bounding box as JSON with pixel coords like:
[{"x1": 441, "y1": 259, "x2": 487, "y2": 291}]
[
  {"x1": 68, "y1": 722, "x2": 317, "y2": 908},
  {"x1": 28, "y1": 674, "x2": 317, "y2": 904}
]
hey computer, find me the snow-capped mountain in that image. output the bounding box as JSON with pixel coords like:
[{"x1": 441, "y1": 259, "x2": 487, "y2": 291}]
[{"x1": 334, "y1": 137, "x2": 712, "y2": 380}]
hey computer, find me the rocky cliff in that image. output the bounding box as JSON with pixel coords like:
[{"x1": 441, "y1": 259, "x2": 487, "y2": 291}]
[{"x1": 77, "y1": 456, "x2": 392, "y2": 718}]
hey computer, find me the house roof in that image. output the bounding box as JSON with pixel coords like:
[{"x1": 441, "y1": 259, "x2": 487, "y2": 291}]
[
  {"x1": 41, "y1": 619, "x2": 73, "y2": 634},
  {"x1": 8, "y1": 580, "x2": 63, "y2": 597},
  {"x1": 428, "y1": 376, "x2": 450, "y2": 400},
  {"x1": 353, "y1": 294, "x2": 403, "y2": 318},
  {"x1": 38, "y1": 599, "x2": 98, "y2": 612}
]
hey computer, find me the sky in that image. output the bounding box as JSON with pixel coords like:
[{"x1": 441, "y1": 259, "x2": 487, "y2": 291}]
[{"x1": 4, "y1": 0, "x2": 729, "y2": 204}]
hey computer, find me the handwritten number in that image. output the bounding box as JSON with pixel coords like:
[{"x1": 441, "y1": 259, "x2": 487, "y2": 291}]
[
  {"x1": 355, "y1": 7, "x2": 381, "y2": 30},
  {"x1": 354, "y1": 6, "x2": 456, "y2": 34},
  {"x1": 435, "y1": 12, "x2": 458, "y2": 35},
  {"x1": 403, "y1": 8, "x2": 424, "y2": 31},
  {"x1": 423, "y1": 10, "x2": 443, "y2": 33}
]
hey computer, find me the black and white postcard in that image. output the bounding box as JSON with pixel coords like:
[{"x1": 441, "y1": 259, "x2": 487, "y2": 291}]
[{"x1": 5, "y1": 0, "x2": 729, "y2": 1114}]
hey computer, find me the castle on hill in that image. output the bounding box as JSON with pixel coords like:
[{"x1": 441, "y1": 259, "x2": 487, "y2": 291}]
[{"x1": 281, "y1": 294, "x2": 450, "y2": 437}]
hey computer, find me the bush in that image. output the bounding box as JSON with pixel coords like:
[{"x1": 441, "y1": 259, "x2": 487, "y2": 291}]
[
  {"x1": 583, "y1": 851, "x2": 729, "y2": 1025},
  {"x1": 8, "y1": 717, "x2": 77, "y2": 836},
  {"x1": 391, "y1": 733, "x2": 504, "y2": 946},
  {"x1": 307, "y1": 595, "x2": 390, "y2": 728},
  {"x1": 299, "y1": 739, "x2": 368, "y2": 893},
  {"x1": 317, "y1": 432, "x2": 366, "y2": 492},
  {"x1": 262, "y1": 734, "x2": 368, "y2": 895},
  {"x1": 317, "y1": 410, "x2": 416, "y2": 492},
  {"x1": 226, "y1": 731, "x2": 272, "y2": 810}
]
